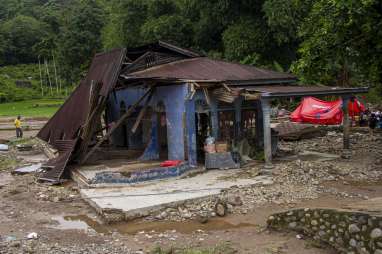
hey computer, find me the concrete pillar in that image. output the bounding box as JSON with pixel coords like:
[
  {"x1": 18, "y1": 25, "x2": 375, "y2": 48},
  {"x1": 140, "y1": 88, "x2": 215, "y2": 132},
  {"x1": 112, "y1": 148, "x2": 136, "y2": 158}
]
[
  {"x1": 186, "y1": 99, "x2": 197, "y2": 166},
  {"x1": 342, "y1": 95, "x2": 351, "y2": 159},
  {"x1": 261, "y1": 98, "x2": 273, "y2": 170}
]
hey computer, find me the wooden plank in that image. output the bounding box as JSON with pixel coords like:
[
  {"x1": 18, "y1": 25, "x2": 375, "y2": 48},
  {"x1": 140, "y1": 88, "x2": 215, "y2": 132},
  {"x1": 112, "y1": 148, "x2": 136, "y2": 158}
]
[
  {"x1": 80, "y1": 88, "x2": 154, "y2": 164},
  {"x1": 203, "y1": 87, "x2": 211, "y2": 106},
  {"x1": 131, "y1": 92, "x2": 154, "y2": 133},
  {"x1": 222, "y1": 83, "x2": 232, "y2": 92}
]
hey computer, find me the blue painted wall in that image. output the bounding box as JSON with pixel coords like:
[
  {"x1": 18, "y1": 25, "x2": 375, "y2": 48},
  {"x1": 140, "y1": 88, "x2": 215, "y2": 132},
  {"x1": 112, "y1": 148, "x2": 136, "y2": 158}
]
[
  {"x1": 106, "y1": 85, "x2": 256, "y2": 166},
  {"x1": 108, "y1": 84, "x2": 188, "y2": 161}
]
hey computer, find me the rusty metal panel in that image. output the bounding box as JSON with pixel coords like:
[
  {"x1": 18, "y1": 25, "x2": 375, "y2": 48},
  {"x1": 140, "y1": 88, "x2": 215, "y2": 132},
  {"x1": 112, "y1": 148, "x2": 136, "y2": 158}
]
[
  {"x1": 37, "y1": 48, "x2": 126, "y2": 182},
  {"x1": 123, "y1": 57, "x2": 296, "y2": 83},
  {"x1": 243, "y1": 85, "x2": 369, "y2": 98},
  {"x1": 37, "y1": 48, "x2": 126, "y2": 147}
]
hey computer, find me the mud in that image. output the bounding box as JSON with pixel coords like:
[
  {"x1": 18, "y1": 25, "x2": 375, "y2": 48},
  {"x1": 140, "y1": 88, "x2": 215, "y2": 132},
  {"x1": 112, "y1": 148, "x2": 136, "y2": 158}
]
[{"x1": 50, "y1": 214, "x2": 256, "y2": 235}]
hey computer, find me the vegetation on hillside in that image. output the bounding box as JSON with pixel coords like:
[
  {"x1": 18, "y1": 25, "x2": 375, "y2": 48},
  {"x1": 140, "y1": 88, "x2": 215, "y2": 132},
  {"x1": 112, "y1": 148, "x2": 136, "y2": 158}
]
[
  {"x1": 0, "y1": 99, "x2": 64, "y2": 117},
  {"x1": 0, "y1": 0, "x2": 381, "y2": 103}
]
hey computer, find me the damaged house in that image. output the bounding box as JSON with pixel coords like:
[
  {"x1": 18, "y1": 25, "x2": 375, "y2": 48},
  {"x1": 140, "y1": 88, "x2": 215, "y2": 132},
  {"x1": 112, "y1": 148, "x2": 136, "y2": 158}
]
[{"x1": 37, "y1": 41, "x2": 368, "y2": 184}]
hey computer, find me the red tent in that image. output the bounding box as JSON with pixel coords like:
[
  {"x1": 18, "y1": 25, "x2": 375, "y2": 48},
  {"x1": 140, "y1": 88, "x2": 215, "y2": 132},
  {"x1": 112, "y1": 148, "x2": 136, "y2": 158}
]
[{"x1": 290, "y1": 97, "x2": 365, "y2": 125}]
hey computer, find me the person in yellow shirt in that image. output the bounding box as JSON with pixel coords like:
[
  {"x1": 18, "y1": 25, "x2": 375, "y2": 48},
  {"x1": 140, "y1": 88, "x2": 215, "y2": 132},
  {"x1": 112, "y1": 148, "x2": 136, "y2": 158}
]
[{"x1": 14, "y1": 115, "x2": 23, "y2": 138}]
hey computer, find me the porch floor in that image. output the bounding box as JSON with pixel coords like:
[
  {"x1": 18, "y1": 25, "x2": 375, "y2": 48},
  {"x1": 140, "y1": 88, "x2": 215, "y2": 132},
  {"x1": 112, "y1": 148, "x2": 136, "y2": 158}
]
[{"x1": 79, "y1": 168, "x2": 273, "y2": 221}]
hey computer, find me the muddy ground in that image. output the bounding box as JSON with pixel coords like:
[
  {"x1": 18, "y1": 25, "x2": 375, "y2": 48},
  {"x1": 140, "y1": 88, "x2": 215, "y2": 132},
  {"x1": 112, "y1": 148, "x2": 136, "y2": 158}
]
[{"x1": 0, "y1": 124, "x2": 381, "y2": 253}]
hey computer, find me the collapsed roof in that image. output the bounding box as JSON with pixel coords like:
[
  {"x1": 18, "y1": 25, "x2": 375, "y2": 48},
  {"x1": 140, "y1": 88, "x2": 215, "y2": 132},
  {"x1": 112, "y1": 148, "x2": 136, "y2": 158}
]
[{"x1": 36, "y1": 41, "x2": 367, "y2": 183}]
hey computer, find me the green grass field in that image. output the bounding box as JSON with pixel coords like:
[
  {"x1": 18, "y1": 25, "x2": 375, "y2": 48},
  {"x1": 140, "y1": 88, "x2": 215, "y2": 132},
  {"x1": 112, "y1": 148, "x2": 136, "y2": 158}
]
[{"x1": 0, "y1": 99, "x2": 64, "y2": 118}]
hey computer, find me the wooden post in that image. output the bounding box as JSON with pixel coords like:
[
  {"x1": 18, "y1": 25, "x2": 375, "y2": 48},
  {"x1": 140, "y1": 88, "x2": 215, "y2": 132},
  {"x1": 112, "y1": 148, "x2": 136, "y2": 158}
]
[
  {"x1": 44, "y1": 58, "x2": 53, "y2": 96},
  {"x1": 261, "y1": 98, "x2": 273, "y2": 171},
  {"x1": 80, "y1": 88, "x2": 154, "y2": 164},
  {"x1": 52, "y1": 51, "x2": 59, "y2": 94},
  {"x1": 38, "y1": 56, "x2": 44, "y2": 97},
  {"x1": 131, "y1": 92, "x2": 154, "y2": 133},
  {"x1": 342, "y1": 95, "x2": 351, "y2": 158}
]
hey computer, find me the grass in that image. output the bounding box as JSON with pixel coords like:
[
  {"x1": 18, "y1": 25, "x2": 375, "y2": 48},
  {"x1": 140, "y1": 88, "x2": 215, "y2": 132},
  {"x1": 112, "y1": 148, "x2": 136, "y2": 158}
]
[
  {"x1": 0, "y1": 154, "x2": 18, "y2": 171},
  {"x1": 0, "y1": 99, "x2": 64, "y2": 118}
]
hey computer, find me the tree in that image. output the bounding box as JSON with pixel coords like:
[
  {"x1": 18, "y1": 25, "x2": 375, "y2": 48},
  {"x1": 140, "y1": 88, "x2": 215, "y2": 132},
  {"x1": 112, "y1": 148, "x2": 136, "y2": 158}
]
[
  {"x1": 292, "y1": 0, "x2": 382, "y2": 86},
  {"x1": 222, "y1": 18, "x2": 269, "y2": 62},
  {"x1": 102, "y1": 0, "x2": 148, "y2": 49},
  {"x1": 0, "y1": 15, "x2": 49, "y2": 65},
  {"x1": 57, "y1": 0, "x2": 104, "y2": 84},
  {"x1": 140, "y1": 15, "x2": 193, "y2": 46}
]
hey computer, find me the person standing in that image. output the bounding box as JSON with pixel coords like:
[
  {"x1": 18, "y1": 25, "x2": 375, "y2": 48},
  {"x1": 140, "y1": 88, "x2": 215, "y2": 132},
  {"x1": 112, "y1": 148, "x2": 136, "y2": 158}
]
[{"x1": 14, "y1": 115, "x2": 23, "y2": 138}]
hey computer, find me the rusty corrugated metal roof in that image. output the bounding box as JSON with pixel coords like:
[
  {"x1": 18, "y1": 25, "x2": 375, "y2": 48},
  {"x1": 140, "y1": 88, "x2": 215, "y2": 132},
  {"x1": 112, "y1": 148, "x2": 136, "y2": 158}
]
[
  {"x1": 37, "y1": 48, "x2": 126, "y2": 182},
  {"x1": 242, "y1": 85, "x2": 369, "y2": 98},
  {"x1": 122, "y1": 57, "x2": 296, "y2": 83}
]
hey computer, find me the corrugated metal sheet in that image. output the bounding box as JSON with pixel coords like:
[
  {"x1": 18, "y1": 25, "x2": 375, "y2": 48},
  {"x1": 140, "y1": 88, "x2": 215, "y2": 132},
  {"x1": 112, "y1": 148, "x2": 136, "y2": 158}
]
[
  {"x1": 241, "y1": 85, "x2": 369, "y2": 98},
  {"x1": 37, "y1": 48, "x2": 126, "y2": 182},
  {"x1": 37, "y1": 48, "x2": 126, "y2": 147},
  {"x1": 122, "y1": 57, "x2": 296, "y2": 83}
]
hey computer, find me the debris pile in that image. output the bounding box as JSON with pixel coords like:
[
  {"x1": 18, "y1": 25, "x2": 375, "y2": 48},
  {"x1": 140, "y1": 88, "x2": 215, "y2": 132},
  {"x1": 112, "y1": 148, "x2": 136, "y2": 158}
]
[{"x1": 150, "y1": 131, "x2": 382, "y2": 221}]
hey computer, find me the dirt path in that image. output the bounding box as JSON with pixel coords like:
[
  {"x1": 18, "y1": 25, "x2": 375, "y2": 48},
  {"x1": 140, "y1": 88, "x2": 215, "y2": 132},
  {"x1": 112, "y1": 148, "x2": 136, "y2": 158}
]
[
  {"x1": 0, "y1": 126, "x2": 380, "y2": 253},
  {"x1": 1, "y1": 169, "x2": 378, "y2": 253}
]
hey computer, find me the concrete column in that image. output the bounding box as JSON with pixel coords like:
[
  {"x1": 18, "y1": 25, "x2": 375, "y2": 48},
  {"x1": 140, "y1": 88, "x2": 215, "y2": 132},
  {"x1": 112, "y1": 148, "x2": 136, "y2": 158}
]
[
  {"x1": 261, "y1": 98, "x2": 273, "y2": 170},
  {"x1": 186, "y1": 99, "x2": 197, "y2": 166},
  {"x1": 342, "y1": 95, "x2": 351, "y2": 159}
]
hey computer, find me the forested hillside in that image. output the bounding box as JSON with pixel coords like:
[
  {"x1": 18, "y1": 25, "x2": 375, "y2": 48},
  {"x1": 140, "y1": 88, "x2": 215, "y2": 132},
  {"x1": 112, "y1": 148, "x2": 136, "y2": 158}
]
[{"x1": 0, "y1": 0, "x2": 381, "y2": 102}]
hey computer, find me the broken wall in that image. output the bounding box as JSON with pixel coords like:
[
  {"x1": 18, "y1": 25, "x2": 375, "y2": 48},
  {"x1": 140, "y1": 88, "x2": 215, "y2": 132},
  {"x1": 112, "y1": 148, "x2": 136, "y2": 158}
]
[{"x1": 108, "y1": 84, "x2": 188, "y2": 161}]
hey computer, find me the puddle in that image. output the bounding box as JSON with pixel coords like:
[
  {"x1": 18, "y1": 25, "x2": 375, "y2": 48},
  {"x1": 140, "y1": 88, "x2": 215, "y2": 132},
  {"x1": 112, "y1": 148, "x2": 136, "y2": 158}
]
[
  {"x1": 50, "y1": 215, "x2": 109, "y2": 234},
  {"x1": 50, "y1": 215, "x2": 255, "y2": 235}
]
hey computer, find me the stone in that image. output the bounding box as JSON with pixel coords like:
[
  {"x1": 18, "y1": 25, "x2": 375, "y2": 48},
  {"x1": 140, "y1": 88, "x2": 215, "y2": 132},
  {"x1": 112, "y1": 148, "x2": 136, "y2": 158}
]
[
  {"x1": 288, "y1": 222, "x2": 297, "y2": 229},
  {"x1": 374, "y1": 250, "x2": 382, "y2": 254},
  {"x1": 359, "y1": 247, "x2": 369, "y2": 254},
  {"x1": 349, "y1": 224, "x2": 361, "y2": 234},
  {"x1": 371, "y1": 228, "x2": 382, "y2": 239},
  {"x1": 215, "y1": 203, "x2": 226, "y2": 217},
  {"x1": 311, "y1": 220, "x2": 318, "y2": 226},
  {"x1": 349, "y1": 239, "x2": 357, "y2": 247},
  {"x1": 227, "y1": 195, "x2": 243, "y2": 206}
]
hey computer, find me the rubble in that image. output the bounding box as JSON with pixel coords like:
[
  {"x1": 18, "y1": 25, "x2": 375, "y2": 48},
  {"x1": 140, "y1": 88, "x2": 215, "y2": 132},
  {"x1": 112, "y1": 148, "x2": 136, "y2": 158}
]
[{"x1": 148, "y1": 130, "x2": 381, "y2": 221}]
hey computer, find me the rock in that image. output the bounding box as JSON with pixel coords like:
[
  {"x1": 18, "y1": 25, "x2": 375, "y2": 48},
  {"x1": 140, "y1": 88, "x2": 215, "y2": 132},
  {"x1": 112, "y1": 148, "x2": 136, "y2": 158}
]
[
  {"x1": 160, "y1": 211, "x2": 167, "y2": 218},
  {"x1": 196, "y1": 215, "x2": 209, "y2": 224},
  {"x1": 374, "y1": 250, "x2": 382, "y2": 254},
  {"x1": 371, "y1": 228, "x2": 382, "y2": 239},
  {"x1": 27, "y1": 232, "x2": 39, "y2": 240},
  {"x1": 215, "y1": 202, "x2": 226, "y2": 217},
  {"x1": 288, "y1": 222, "x2": 297, "y2": 229},
  {"x1": 349, "y1": 224, "x2": 361, "y2": 234},
  {"x1": 311, "y1": 220, "x2": 318, "y2": 226},
  {"x1": 227, "y1": 195, "x2": 243, "y2": 206},
  {"x1": 349, "y1": 238, "x2": 357, "y2": 247}
]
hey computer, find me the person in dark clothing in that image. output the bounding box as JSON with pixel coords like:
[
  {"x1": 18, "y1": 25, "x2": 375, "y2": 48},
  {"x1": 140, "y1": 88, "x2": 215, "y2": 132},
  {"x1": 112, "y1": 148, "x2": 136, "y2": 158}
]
[{"x1": 369, "y1": 113, "x2": 377, "y2": 135}]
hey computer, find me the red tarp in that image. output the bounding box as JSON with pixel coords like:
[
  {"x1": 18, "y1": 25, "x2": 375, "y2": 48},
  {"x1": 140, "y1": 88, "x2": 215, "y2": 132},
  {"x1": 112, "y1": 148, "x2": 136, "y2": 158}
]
[{"x1": 290, "y1": 97, "x2": 365, "y2": 125}]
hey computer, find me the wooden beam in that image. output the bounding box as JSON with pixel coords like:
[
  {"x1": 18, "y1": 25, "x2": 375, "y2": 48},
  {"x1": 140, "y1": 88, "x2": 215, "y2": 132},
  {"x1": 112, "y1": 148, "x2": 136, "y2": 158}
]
[
  {"x1": 203, "y1": 87, "x2": 211, "y2": 106},
  {"x1": 131, "y1": 92, "x2": 154, "y2": 133},
  {"x1": 80, "y1": 88, "x2": 154, "y2": 164},
  {"x1": 222, "y1": 83, "x2": 232, "y2": 92}
]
